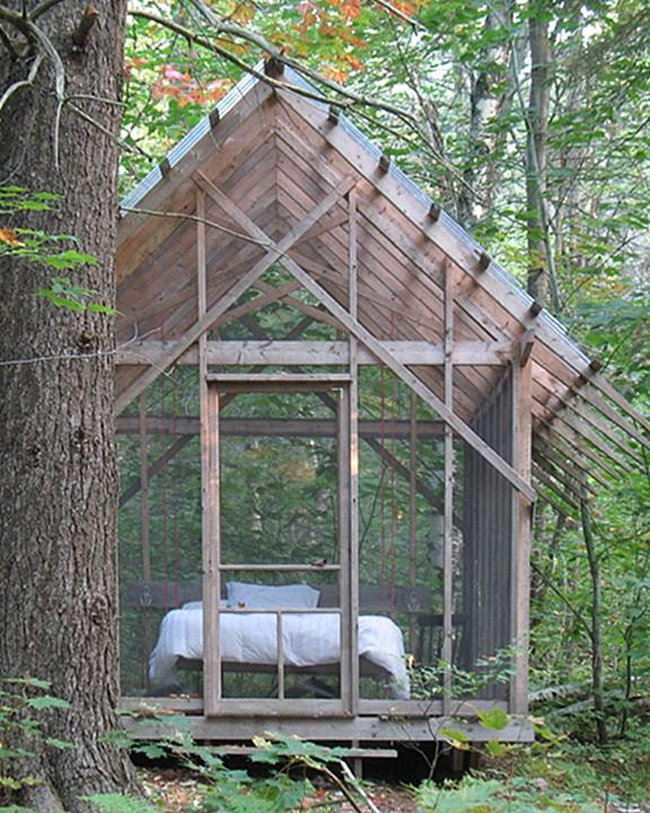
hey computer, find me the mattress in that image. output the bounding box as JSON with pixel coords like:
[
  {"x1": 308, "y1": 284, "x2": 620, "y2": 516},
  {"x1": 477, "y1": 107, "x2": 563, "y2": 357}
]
[{"x1": 149, "y1": 607, "x2": 410, "y2": 699}]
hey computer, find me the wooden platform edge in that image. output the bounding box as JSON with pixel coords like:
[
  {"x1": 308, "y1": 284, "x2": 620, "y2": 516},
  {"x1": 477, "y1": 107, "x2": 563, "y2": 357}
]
[{"x1": 118, "y1": 705, "x2": 535, "y2": 744}]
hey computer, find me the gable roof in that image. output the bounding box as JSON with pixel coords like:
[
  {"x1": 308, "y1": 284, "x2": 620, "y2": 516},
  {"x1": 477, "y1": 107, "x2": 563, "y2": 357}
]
[{"x1": 115, "y1": 61, "x2": 649, "y2": 513}]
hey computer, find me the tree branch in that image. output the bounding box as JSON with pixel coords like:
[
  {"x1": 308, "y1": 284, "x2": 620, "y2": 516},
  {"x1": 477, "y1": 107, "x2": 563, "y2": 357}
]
[
  {"x1": 0, "y1": 3, "x2": 38, "y2": 49},
  {"x1": 368, "y1": 0, "x2": 426, "y2": 30},
  {"x1": 0, "y1": 21, "x2": 20, "y2": 58},
  {"x1": 120, "y1": 205, "x2": 271, "y2": 246},
  {"x1": 129, "y1": 6, "x2": 479, "y2": 198},
  {"x1": 30, "y1": 0, "x2": 66, "y2": 22},
  {"x1": 132, "y1": 4, "x2": 419, "y2": 128},
  {"x1": 0, "y1": 51, "x2": 43, "y2": 112}
]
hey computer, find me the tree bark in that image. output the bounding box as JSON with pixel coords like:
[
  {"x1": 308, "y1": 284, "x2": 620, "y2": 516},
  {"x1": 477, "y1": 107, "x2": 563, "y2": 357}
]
[
  {"x1": 579, "y1": 482, "x2": 608, "y2": 745},
  {"x1": 457, "y1": 2, "x2": 512, "y2": 228},
  {"x1": 525, "y1": 12, "x2": 554, "y2": 305},
  {"x1": 0, "y1": 1, "x2": 140, "y2": 809}
]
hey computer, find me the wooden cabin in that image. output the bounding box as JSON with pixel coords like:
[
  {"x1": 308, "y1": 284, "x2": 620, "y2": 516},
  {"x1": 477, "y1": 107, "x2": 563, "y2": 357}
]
[{"x1": 115, "y1": 62, "x2": 648, "y2": 748}]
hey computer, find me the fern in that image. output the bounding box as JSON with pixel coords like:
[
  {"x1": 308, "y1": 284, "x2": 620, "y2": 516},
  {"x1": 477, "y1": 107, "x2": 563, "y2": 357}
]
[
  {"x1": 79, "y1": 793, "x2": 160, "y2": 813},
  {"x1": 205, "y1": 790, "x2": 282, "y2": 813}
]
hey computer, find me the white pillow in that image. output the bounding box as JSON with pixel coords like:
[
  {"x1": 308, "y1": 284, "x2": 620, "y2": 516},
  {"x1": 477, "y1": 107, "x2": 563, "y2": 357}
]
[
  {"x1": 182, "y1": 600, "x2": 227, "y2": 609},
  {"x1": 226, "y1": 582, "x2": 320, "y2": 609}
]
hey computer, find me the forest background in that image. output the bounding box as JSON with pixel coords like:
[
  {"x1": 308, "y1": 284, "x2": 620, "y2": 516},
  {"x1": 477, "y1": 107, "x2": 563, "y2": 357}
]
[{"x1": 0, "y1": 0, "x2": 648, "y2": 810}]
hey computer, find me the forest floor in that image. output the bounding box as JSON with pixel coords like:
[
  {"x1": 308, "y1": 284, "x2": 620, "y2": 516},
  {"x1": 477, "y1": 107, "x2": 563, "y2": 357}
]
[
  {"x1": 141, "y1": 767, "x2": 420, "y2": 813},
  {"x1": 139, "y1": 759, "x2": 650, "y2": 813}
]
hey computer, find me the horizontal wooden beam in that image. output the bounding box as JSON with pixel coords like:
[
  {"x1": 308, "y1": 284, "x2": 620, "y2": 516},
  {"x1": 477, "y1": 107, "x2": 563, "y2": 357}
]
[
  {"x1": 116, "y1": 339, "x2": 511, "y2": 367},
  {"x1": 117, "y1": 415, "x2": 447, "y2": 439},
  {"x1": 115, "y1": 176, "x2": 356, "y2": 415},
  {"x1": 282, "y1": 259, "x2": 536, "y2": 501},
  {"x1": 120, "y1": 709, "x2": 534, "y2": 742}
]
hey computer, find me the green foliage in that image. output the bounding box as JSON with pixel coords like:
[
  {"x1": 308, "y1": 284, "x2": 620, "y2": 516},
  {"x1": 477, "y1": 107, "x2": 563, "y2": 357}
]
[
  {"x1": 36, "y1": 276, "x2": 115, "y2": 314},
  {"x1": 0, "y1": 678, "x2": 71, "y2": 805},
  {"x1": 417, "y1": 773, "x2": 602, "y2": 812},
  {"x1": 114, "y1": 722, "x2": 374, "y2": 813},
  {"x1": 0, "y1": 187, "x2": 59, "y2": 214},
  {"x1": 410, "y1": 647, "x2": 519, "y2": 702},
  {"x1": 79, "y1": 793, "x2": 159, "y2": 813},
  {"x1": 0, "y1": 185, "x2": 114, "y2": 315}
]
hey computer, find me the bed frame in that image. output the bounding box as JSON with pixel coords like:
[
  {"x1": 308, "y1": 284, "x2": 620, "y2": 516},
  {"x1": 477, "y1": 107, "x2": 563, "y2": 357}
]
[{"x1": 125, "y1": 578, "x2": 438, "y2": 695}]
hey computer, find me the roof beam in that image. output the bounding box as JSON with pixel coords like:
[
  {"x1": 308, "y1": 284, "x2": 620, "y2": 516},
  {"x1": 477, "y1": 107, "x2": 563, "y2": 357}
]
[
  {"x1": 116, "y1": 415, "x2": 446, "y2": 439},
  {"x1": 115, "y1": 339, "x2": 511, "y2": 367},
  {"x1": 115, "y1": 175, "x2": 356, "y2": 414},
  {"x1": 276, "y1": 85, "x2": 649, "y2": 437}
]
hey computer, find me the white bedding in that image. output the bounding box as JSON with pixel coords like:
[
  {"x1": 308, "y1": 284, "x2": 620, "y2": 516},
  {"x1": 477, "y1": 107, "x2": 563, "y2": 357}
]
[{"x1": 149, "y1": 608, "x2": 409, "y2": 699}]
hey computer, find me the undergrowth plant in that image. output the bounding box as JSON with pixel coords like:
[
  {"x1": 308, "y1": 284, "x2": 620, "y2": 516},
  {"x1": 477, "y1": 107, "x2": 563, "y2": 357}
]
[
  {"x1": 0, "y1": 677, "x2": 72, "y2": 806},
  {"x1": 101, "y1": 719, "x2": 380, "y2": 813},
  {"x1": 0, "y1": 185, "x2": 113, "y2": 315}
]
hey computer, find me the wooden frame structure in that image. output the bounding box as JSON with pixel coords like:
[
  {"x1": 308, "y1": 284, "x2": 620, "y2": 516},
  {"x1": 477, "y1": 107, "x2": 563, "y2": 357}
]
[{"x1": 115, "y1": 62, "x2": 648, "y2": 747}]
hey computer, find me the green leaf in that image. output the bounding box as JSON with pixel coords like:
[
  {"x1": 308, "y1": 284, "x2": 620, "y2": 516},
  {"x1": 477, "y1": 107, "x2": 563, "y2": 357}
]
[
  {"x1": 0, "y1": 747, "x2": 35, "y2": 758},
  {"x1": 36, "y1": 291, "x2": 85, "y2": 310},
  {"x1": 133, "y1": 743, "x2": 166, "y2": 759},
  {"x1": 87, "y1": 302, "x2": 117, "y2": 314},
  {"x1": 26, "y1": 695, "x2": 70, "y2": 710},
  {"x1": 43, "y1": 250, "x2": 97, "y2": 269},
  {"x1": 0, "y1": 777, "x2": 22, "y2": 789},
  {"x1": 484, "y1": 740, "x2": 508, "y2": 758},
  {"x1": 477, "y1": 707, "x2": 509, "y2": 731},
  {"x1": 45, "y1": 737, "x2": 73, "y2": 751},
  {"x1": 438, "y1": 727, "x2": 470, "y2": 742},
  {"x1": 3, "y1": 677, "x2": 51, "y2": 690}
]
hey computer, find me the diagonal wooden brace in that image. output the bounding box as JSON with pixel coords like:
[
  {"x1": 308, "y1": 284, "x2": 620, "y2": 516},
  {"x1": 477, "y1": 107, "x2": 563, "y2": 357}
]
[
  {"x1": 280, "y1": 257, "x2": 536, "y2": 502},
  {"x1": 115, "y1": 175, "x2": 356, "y2": 415},
  {"x1": 189, "y1": 171, "x2": 534, "y2": 500}
]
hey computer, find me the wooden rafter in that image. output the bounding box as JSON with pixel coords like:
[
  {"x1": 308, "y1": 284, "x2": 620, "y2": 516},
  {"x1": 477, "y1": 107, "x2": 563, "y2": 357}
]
[
  {"x1": 115, "y1": 175, "x2": 356, "y2": 414},
  {"x1": 115, "y1": 339, "x2": 511, "y2": 367},
  {"x1": 201, "y1": 180, "x2": 535, "y2": 500},
  {"x1": 275, "y1": 89, "x2": 649, "y2": 438}
]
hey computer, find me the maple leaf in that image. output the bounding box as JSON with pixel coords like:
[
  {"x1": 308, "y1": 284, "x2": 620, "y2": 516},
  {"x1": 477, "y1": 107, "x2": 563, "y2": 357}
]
[
  {"x1": 322, "y1": 65, "x2": 349, "y2": 83},
  {"x1": 341, "y1": 0, "x2": 361, "y2": 19},
  {"x1": 0, "y1": 227, "x2": 25, "y2": 247},
  {"x1": 344, "y1": 54, "x2": 365, "y2": 71},
  {"x1": 386, "y1": 0, "x2": 418, "y2": 17}
]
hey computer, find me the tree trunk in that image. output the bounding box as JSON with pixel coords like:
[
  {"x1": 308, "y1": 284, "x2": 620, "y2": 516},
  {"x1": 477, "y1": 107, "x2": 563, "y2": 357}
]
[
  {"x1": 579, "y1": 482, "x2": 608, "y2": 745},
  {"x1": 0, "y1": 2, "x2": 140, "y2": 810},
  {"x1": 526, "y1": 12, "x2": 552, "y2": 305},
  {"x1": 457, "y1": 2, "x2": 512, "y2": 228}
]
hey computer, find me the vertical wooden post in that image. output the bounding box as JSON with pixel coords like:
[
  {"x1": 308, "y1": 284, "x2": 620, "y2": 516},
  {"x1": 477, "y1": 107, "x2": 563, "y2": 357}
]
[
  {"x1": 197, "y1": 189, "x2": 220, "y2": 713},
  {"x1": 510, "y1": 342, "x2": 532, "y2": 714},
  {"x1": 277, "y1": 612, "x2": 285, "y2": 700},
  {"x1": 348, "y1": 188, "x2": 360, "y2": 714},
  {"x1": 204, "y1": 385, "x2": 221, "y2": 712},
  {"x1": 339, "y1": 384, "x2": 352, "y2": 711},
  {"x1": 442, "y1": 262, "x2": 454, "y2": 714},
  {"x1": 138, "y1": 393, "x2": 151, "y2": 689},
  {"x1": 409, "y1": 391, "x2": 417, "y2": 653},
  {"x1": 139, "y1": 393, "x2": 151, "y2": 582}
]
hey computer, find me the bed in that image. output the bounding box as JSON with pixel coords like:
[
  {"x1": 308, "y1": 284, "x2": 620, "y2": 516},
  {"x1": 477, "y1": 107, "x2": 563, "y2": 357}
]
[{"x1": 148, "y1": 589, "x2": 410, "y2": 700}]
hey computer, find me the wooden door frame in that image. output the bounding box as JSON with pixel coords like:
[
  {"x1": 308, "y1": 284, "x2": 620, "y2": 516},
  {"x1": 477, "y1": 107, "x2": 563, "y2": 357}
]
[{"x1": 203, "y1": 374, "x2": 356, "y2": 717}]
